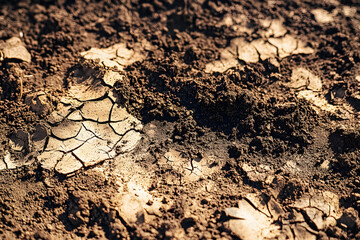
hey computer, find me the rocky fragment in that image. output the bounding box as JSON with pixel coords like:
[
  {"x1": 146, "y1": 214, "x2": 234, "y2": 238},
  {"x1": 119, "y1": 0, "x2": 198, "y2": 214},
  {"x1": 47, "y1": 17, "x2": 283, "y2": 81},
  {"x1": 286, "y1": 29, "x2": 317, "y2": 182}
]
[
  {"x1": 0, "y1": 37, "x2": 31, "y2": 63},
  {"x1": 311, "y1": 9, "x2": 334, "y2": 23}
]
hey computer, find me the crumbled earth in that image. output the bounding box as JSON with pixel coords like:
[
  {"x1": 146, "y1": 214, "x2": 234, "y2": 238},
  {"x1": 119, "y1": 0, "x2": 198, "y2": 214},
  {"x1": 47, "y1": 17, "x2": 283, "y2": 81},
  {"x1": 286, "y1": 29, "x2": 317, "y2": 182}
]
[{"x1": 0, "y1": 0, "x2": 360, "y2": 239}]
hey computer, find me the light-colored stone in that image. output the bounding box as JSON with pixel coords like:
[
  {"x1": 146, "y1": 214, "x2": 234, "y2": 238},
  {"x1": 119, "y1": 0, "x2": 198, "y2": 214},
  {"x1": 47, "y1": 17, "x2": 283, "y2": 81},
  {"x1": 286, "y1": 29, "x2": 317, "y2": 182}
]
[
  {"x1": 311, "y1": 9, "x2": 334, "y2": 23},
  {"x1": 0, "y1": 37, "x2": 31, "y2": 63}
]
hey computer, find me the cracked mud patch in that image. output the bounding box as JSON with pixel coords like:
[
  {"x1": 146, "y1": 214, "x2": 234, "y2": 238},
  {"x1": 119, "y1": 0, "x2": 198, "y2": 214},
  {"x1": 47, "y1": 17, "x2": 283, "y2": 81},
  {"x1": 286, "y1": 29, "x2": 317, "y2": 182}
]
[
  {"x1": 40, "y1": 91, "x2": 143, "y2": 175},
  {"x1": 205, "y1": 18, "x2": 314, "y2": 73}
]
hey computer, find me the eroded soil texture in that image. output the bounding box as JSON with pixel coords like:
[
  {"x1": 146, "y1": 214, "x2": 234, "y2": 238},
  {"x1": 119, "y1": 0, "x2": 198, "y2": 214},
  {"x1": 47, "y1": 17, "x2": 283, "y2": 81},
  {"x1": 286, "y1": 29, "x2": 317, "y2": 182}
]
[{"x1": 1, "y1": 0, "x2": 360, "y2": 239}]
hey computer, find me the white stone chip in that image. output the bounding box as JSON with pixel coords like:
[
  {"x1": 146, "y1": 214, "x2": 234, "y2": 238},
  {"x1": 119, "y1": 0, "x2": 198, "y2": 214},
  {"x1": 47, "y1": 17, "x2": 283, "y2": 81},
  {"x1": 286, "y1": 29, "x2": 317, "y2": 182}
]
[{"x1": 0, "y1": 37, "x2": 31, "y2": 63}]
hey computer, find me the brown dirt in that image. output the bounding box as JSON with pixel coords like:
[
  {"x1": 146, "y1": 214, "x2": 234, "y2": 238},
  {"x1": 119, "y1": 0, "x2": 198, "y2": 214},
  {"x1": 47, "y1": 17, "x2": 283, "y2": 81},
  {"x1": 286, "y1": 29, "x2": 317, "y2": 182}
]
[{"x1": 0, "y1": 0, "x2": 360, "y2": 239}]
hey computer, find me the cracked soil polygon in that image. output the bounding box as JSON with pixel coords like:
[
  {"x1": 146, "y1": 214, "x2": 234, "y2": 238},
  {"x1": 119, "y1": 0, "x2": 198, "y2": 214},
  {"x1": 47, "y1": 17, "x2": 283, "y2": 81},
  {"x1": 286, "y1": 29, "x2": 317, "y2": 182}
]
[{"x1": 1, "y1": 43, "x2": 146, "y2": 175}]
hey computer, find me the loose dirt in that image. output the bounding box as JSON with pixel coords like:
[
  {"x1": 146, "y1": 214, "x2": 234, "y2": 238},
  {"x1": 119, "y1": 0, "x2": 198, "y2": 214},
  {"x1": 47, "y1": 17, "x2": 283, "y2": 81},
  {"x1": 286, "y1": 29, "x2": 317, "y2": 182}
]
[{"x1": 0, "y1": 0, "x2": 360, "y2": 239}]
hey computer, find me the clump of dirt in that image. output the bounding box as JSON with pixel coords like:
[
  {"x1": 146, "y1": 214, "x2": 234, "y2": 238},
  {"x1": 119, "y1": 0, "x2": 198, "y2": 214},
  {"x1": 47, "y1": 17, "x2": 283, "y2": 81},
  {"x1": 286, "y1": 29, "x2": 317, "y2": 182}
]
[{"x1": 118, "y1": 59, "x2": 318, "y2": 155}]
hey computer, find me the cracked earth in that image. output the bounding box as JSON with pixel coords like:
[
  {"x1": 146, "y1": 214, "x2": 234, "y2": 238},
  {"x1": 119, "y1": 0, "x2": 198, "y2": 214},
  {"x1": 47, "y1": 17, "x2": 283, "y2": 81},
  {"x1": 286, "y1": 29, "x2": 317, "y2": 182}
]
[{"x1": 1, "y1": 0, "x2": 360, "y2": 239}]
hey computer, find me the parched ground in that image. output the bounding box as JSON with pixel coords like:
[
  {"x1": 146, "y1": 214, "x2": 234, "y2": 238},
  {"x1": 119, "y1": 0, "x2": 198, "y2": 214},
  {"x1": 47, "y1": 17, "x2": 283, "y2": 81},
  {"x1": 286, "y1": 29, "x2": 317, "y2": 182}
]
[{"x1": 0, "y1": 0, "x2": 360, "y2": 239}]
